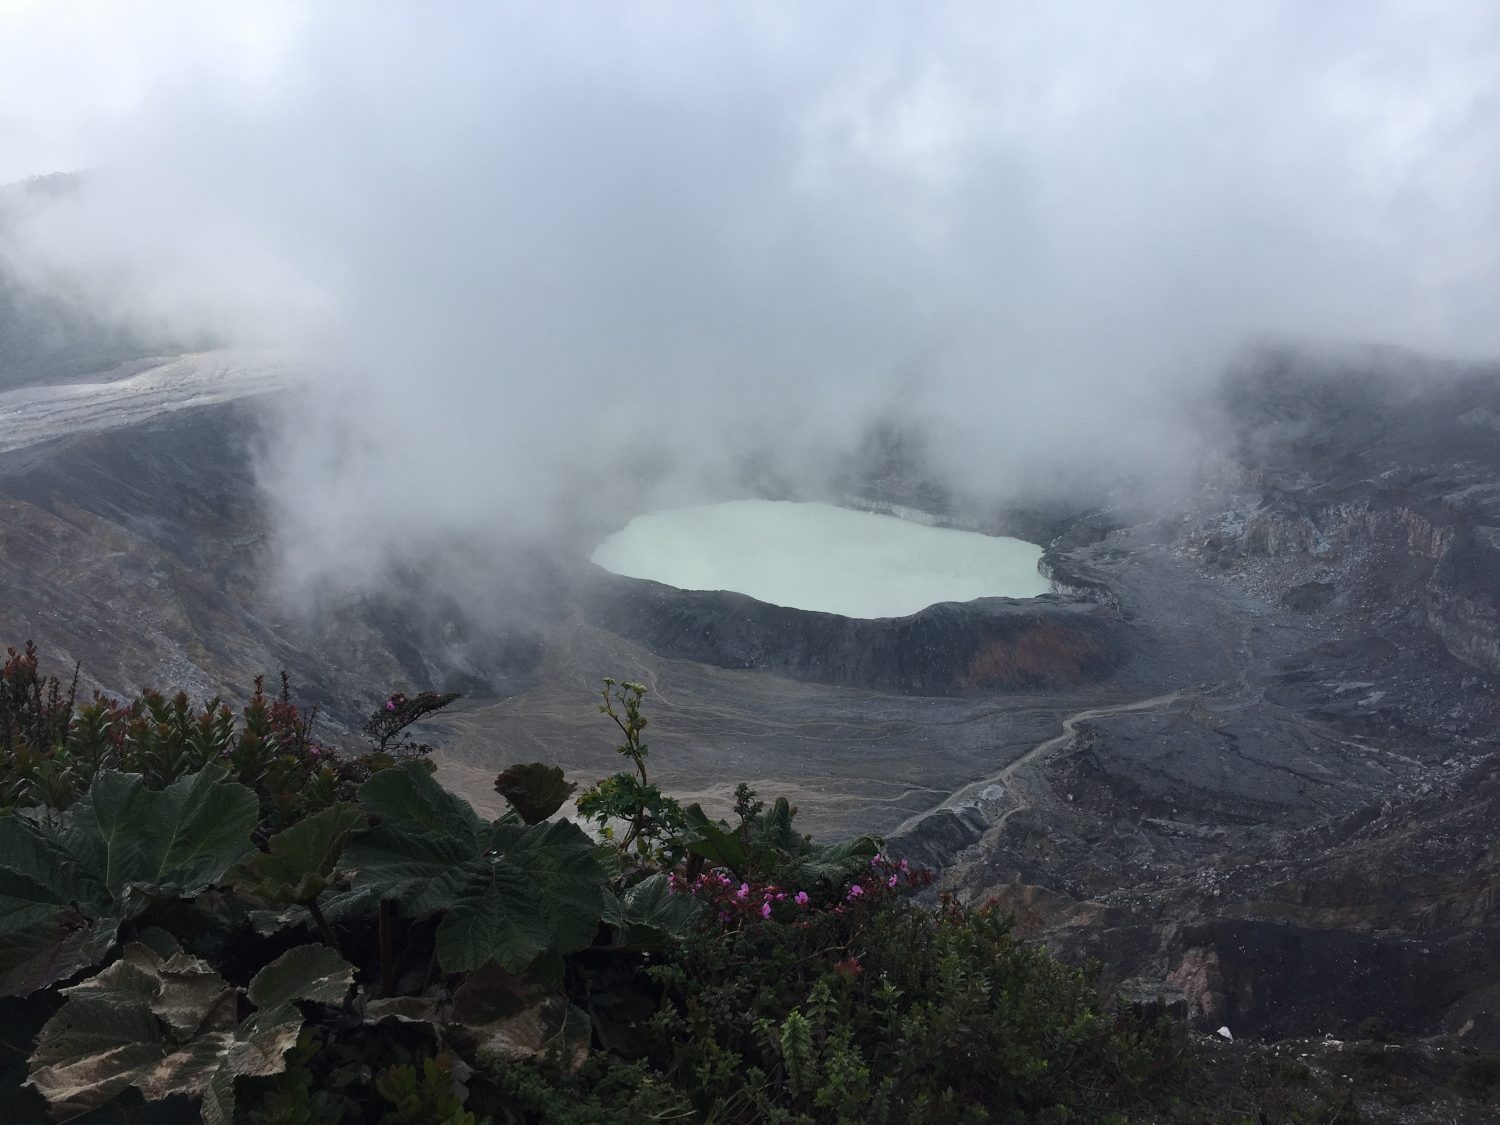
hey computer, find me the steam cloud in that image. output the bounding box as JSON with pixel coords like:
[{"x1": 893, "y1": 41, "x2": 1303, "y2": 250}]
[{"x1": 4, "y1": 2, "x2": 1500, "y2": 596}]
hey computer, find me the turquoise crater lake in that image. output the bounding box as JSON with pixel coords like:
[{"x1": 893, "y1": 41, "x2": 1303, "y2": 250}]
[{"x1": 590, "y1": 500, "x2": 1051, "y2": 619}]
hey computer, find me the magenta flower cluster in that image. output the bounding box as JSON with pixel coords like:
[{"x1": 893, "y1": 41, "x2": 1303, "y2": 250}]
[
  {"x1": 663, "y1": 852, "x2": 932, "y2": 930},
  {"x1": 667, "y1": 870, "x2": 810, "y2": 926}
]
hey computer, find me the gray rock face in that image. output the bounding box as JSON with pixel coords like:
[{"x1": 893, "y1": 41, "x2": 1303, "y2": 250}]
[
  {"x1": 1426, "y1": 526, "x2": 1500, "y2": 673},
  {"x1": 590, "y1": 574, "x2": 1127, "y2": 696}
]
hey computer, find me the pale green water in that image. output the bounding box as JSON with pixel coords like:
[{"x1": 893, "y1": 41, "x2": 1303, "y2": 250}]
[{"x1": 590, "y1": 499, "x2": 1051, "y2": 619}]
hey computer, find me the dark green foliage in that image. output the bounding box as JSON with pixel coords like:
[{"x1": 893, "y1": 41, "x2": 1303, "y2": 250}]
[
  {"x1": 1456, "y1": 1050, "x2": 1500, "y2": 1101},
  {"x1": 627, "y1": 893, "x2": 1191, "y2": 1122},
  {"x1": 5, "y1": 649, "x2": 1386, "y2": 1123},
  {"x1": 346, "y1": 762, "x2": 608, "y2": 973},
  {"x1": 375, "y1": 1058, "x2": 480, "y2": 1124},
  {"x1": 600, "y1": 873, "x2": 706, "y2": 952},
  {"x1": 231, "y1": 805, "x2": 367, "y2": 906},
  {"x1": 493, "y1": 763, "x2": 576, "y2": 825},
  {"x1": 683, "y1": 786, "x2": 880, "y2": 888},
  {"x1": 0, "y1": 764, "x2": 259, "y2": 996},
  {"x1": 0, "y1": 646, "x2": 463, "y2": 846}
]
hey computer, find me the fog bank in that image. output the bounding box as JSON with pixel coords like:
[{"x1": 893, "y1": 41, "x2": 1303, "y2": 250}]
[{"x1": 3, "y1": 2, "x2": 1500, "y2": 596}]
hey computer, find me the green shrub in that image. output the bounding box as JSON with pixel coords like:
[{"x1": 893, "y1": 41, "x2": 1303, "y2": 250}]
[{"x1": 0, "y1": 643, "x2": 1210, "y2": 1123}]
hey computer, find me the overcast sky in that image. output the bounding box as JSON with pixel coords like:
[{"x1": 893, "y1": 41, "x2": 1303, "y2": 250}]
[{"x1": 3, "y1": 2, "x2": 1499, "y2": 592}]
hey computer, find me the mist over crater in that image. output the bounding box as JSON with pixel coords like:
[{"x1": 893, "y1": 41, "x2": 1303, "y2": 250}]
[{"x1": 590, "y1": 499, "x2": 1051, "y2": 619}]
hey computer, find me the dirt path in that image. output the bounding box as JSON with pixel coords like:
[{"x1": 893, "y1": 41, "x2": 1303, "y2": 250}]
[{"x1": 888, "y1": 687, "x2": 1195, "y2": 839}]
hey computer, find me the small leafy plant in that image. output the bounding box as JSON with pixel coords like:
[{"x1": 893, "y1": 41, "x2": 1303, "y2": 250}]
[{"x1": 574, "y1": 679, "x2": 688, "y2": 863}]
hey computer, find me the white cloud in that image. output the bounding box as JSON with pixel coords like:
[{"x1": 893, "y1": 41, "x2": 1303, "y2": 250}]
[{"x1": 3, "y1": 1, "x2": 1499, "y2": 593}]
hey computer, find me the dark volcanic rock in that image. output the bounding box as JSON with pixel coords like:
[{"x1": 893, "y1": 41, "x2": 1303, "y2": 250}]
[
  {"x1": 1427, "y1": 525, "x2": 1500, "y2": 673},
  {"x1": 589, "y1": 573, "x2": 1127, "y2": 696},
  {"x1": 1280, "y1": 580, "x2": 1335, "y2": 612},
  {"x1": 1171, "y1": 919, "x2": 1495, "y2": 1041}
]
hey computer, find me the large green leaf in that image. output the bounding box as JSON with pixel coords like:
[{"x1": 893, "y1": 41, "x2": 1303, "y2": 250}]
[
  {"x1": 0, "y1": 904, "x2": 119, "y2": 998},
  {"x1": 63, "y1": 764, "x2": 259, "y2": 896},
  {"x1": 246, "y1": 943, "x2": 354, "y2": 1010},
  {"x1": 230, "y1": 803, "x2": 366, "y2": 904},
  {"x1": 26, "y1": 942, "x2": 350, "y2": 1123},
  {"x1": 0, "y1": 815, "x2": 108, "y2": 918},
  {"x1": 345, "y1": 762, "x2": 490, "y2": 908},
  {"x1": 683, "y1": 803, "x2": 748, "y2": 874},
  {"x1": 430, "y1": 859, "x2": 555, "y2": 973},
  {"x1": 493, "y1": 762, "x2": 577, "y2": 824},
  {"x1": 490, "y1": 818, "x2": 610, "y2": 960},
  {"x1": 0, "y1": 815, "x2": 118, "y2": 994},
  {"x1": 0, "y1": 766, "x2": 258, "y2": 996},
  {"x1": 602, "y1": 873, "x2": 707, "y2": 951},
  {"x1": 346, "y1": 763, "x2": 608, "y2": 973}
]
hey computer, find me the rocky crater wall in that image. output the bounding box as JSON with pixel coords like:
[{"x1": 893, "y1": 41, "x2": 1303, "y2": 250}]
[
  {"x1": 589, "y1": 573, "x2": 1127, "y2": 696},
  {"x1": 1426, "y1": 525, "x2": 1500, "y2": 674},
  {"x1": 1200, "y1": 486, "x2": 1500, "y2": 674}
]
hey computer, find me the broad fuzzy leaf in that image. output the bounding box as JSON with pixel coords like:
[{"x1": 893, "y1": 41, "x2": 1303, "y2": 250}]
[
  {"x1": 493, "y1": 762, "x2": 577, "y2": 824},
  {"x1": 434, "y1": 819, "x2": 606, "y2": 973},
  {"x1": 64, "y1": 765, "x2": 259, "y2": 896},
  {"x1": 0, "y1": 767, "x2": 258, "y2": 996},
  {"x1": 231, "y1": 803, "x2": 366, "y2": 904},
  {"x1": 603, "y1": 873, "x2": 707, "y2": 951},
  {"x1": 345, "y1": 762, "x2": 489, "y2": 907},
  {"x1": 451, "y1": 963, "x2": 590, "y2": 1070},
  {"x1": 0, "y1": 816, "x2": 107, "y2": 919},
  {"x1": 25, "y1": 949, "x2": 170, "y2": 1117},
  {"x1": 347, "y1": 763, "x2": 608, "y2": 973},
  {"x1": 490, "y1": 819, "x2": 609, "y2": 960},
  {"x1": 246, "y1": 943, "x2": 354, "y2": 1009},
  {"x1": 27, "y1": 942, "x2": 342, "y2": 1123},
  {"x1": 0, "y1": 903, "x2": 119, "y2": 998},
  {"x1": 148, "y1": 952, "x2": 236, "y2": 1041}
]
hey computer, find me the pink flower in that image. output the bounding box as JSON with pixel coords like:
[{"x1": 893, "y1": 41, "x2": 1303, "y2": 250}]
[
  {"x1": 794, "y1": 891, "x2": 809, "y2": 906},
  {"x1": 385, "y1": 700, "x2": 396, "y2": 711},
  {"x1": 899, "y1": 858, "x2": 910, "y2": 872},
  {"x1": 736, "y1": 883, "x2": 749, "y2": 900},
  {"x1": 760, "y1": 902, "x2": 772, "y2": 918},
  {"x1": 887, "y1": 874, "x2": 898, "y2": 888},
  {"x1": 847, "y1": 884, "x2": 864, "y2": 899}
]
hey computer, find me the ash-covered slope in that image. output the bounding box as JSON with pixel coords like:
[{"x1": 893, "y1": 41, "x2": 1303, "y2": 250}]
[
  {"x1": 1211, "y1": 345, "x2": 1500, "y2": 676},
  {"x1": 0, "y1": 399, "x2": 544, "y2": 721},
  {"x1": 926, "y1": 347, "x2": 1500, "y2": 1046}
]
